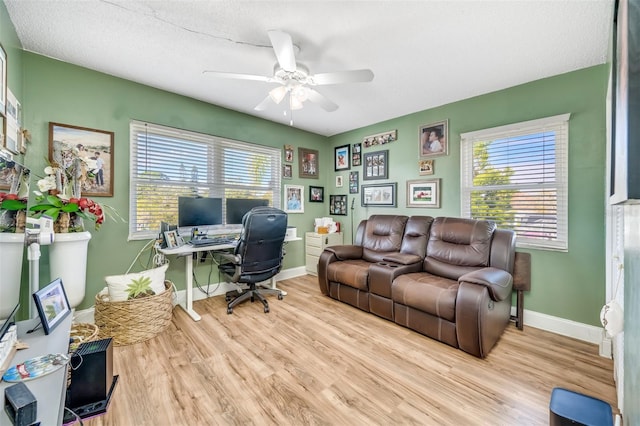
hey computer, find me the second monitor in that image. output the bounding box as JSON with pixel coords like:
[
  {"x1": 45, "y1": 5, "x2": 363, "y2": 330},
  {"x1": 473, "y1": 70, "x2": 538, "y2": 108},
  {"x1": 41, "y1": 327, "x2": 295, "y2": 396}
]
[{"x1": 226, "y1": 198, "x2": 269, "y2": 225}]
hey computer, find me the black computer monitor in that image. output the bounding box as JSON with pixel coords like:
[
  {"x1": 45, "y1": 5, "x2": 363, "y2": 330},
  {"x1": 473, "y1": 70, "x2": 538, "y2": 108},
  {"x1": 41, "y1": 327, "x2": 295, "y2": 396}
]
[
  {"x1": 178, "y1": 196, "x2": 223, "y2": 229},
  {"x1": 225, "y1": 198, "x2": 269, "y2": 225}
]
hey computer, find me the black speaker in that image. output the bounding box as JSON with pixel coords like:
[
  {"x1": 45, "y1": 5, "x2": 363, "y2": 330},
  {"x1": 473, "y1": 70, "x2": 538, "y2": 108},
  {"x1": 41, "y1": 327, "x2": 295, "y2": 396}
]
[
  {"x1": 4, "y1": 382, "x2": 37, "y2": 426},
  {"x1": 66, "y1": 337, "x2": 114, "y2": 410}
]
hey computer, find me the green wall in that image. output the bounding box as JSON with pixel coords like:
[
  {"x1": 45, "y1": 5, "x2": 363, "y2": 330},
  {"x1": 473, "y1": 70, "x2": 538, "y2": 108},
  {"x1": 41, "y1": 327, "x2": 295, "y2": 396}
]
[
  {"x1": 328, "y1": 66, "x2": 609, "y2": 326},
  {"x1": 20, "y1": 52, "x2": 328, "y2": 310}
]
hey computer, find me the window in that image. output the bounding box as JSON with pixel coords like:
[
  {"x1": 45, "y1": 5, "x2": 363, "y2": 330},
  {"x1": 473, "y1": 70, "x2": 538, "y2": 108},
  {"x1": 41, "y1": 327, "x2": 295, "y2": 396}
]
[
  {"x1": 460, "y1": 114, "x2": 570, "y2": 251},
  {"x1": 129, "y1": 121, "x2": 281, "y2": 240}
]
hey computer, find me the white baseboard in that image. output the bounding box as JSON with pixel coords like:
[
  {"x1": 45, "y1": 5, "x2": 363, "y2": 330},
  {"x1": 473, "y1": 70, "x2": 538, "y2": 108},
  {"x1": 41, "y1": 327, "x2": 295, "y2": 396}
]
[
  {"x1": 512, "y1": 306, "x2": 610, "y2": 358},
  {"x1": 76, "y1": 269, "x2": 609, "y2": 357}
]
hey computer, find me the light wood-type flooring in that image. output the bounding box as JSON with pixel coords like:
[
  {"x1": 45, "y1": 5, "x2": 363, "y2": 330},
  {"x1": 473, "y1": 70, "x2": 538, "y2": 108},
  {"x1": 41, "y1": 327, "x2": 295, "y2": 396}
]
[{"x1": 84, "y1": 275, "x2": 617, "y2": 425}]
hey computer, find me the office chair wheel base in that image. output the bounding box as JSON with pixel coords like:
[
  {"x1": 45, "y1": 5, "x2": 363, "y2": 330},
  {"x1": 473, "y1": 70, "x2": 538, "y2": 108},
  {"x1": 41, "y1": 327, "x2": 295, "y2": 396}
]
[
  {"x1": 264, "y1": 306, "x2": 270, "y2": 313},
  {"x1": 277, "y1": 293, "x2": 284, "y2": 300},
  {"x1": 227, "y1": 307, "x2": 233, "y2": 314}
]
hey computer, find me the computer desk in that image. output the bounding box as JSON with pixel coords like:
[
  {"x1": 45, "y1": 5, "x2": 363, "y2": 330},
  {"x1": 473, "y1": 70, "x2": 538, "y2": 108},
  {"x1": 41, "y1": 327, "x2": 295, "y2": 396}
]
[{"x1": 159, "y1": 235, "x2": 301, "y2": 321}]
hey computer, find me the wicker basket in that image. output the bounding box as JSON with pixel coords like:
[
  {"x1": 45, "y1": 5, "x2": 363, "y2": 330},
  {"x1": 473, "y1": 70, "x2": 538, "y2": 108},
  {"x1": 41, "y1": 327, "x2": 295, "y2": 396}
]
[
  {"x1": 69, "y1": 322, "x2": 99, "y2": 352},
  {"x1": 94, "y1": 280, "x2": 174, "y2": 346}
]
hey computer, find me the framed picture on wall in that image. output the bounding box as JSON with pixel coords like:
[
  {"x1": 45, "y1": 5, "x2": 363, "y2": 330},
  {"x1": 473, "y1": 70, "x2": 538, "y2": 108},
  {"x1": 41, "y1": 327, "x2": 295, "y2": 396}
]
[
  {"x1": 298, "y1": 148, "x2": 319, "y2": 179},
  {"x1": 363, "y1": 150, "x2": 388, "y2": 180},
  {"x1": 49, "y1": 122, "x2": 115, "y2": 197},
  {"x1": 282, "y1": 164, "x2": 292, "y2": 179},
  {"x1": 309, "y1": 186, "x2": 324, "y2": 202},
  {"x1": 361, "y1": 182, "x2": 397, "y2": 207},
  {"x1": 284, "y1": 144, "x2": 294, "y2": 163},
  {"x1": 334, "y1": 144, "x2": 350, "y2": 171},
  {"x1": 284, "y1": 184, "x2": 304, "y2": 213},
  {"x1": 329, "y1": 195, "x2": 348, "y2": 215},
  {"x1": 406, "y1": 179, "x2": 440, "y2": 208},
  {"x1": 352, "y1": 143, "x2": 361, "y2": 166},
  {"x1": 0, "y1": 43, "x2": 6, "y2": 116},
  {"x1": 419, "y1": 120, "x2": 448, "y2": 158},
  {"x1": 349, "y1": 171, "x2": 359, "y2": 194}
]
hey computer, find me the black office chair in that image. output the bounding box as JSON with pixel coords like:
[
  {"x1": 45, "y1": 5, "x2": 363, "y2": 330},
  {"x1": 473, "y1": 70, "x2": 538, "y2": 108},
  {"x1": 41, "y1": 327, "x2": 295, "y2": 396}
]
[{"x1": 219, "y1": 206, "x2": 288, "y2": 314}]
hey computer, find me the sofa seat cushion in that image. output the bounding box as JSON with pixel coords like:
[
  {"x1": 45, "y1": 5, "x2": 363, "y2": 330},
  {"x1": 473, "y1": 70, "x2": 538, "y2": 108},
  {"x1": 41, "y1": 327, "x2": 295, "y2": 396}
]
[
  {"x1": 326, "y1": 259, "x2": 371, "y2": 290},
  {"x1": 392, "y1": 272, "x2": 459, "y2": 322}
]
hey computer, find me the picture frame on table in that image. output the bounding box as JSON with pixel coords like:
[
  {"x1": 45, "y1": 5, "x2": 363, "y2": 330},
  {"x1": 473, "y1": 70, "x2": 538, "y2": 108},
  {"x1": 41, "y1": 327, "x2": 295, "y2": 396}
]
[
  {"x1": 329, "y1": 194, "x2": 348, "y2": 216},
  {"x1": 284, "y1": 184, "x2": 304, "y2": 213},
  {"x1": 406, "y1": 178, "x2": 440, "y2": 208},
  {"x1": 361, "y1": 182, "x2": 397, "y2": 207},
  {"x1": 33, "y1": 278, "x2": 72, "y2": 335},
  {"x1": 419, "y1": 120, "x2": 448, "y2": 158},
  {"x1": 363, "y1": 150, "x2": 388, "y2": 180},
  {"x1": 164, "y1": 230, "x2": 182, "y2": 248},
  {"x1": 309, "y1": 186, "x2": 324, "y2": 202},
  {"x1": 334, "y1": 144, "x2": 350, "y2": 171},
  {"x1": 49, "y1": 122, "x2": 115, "y2": 197},
  {"x1": 298, "y1": 148, "x2": 319, "y2": 179}
]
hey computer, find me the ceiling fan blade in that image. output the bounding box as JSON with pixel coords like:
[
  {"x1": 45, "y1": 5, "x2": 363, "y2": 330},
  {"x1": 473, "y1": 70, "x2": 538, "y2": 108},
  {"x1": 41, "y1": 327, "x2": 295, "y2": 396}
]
[
  {"x1": 203, "y1": 70, "x2": 273, "y2": 83},
  {"x1": 268, "y1": 30, "x2": 296, "y2": 72},
  {"x1": 254, "y1": 95, "x2": 274, "y2": 111},
  {"x1": 311, "y1": 69, "x2": 374, "y2": 85},
  {"x1": 306, "y1": 88, "x2": 339, "y2": 112}
]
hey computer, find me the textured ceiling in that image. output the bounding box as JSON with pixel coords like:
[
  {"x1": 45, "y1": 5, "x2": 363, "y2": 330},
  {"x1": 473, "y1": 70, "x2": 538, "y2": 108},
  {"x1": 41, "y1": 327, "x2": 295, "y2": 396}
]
[{"x1": 4, "y1": 0, "x2": 614, "y2": 137}]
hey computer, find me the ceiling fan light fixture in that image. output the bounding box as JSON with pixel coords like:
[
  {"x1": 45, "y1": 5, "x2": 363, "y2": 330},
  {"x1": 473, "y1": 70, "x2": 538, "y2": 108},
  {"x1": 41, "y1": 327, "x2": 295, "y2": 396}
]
[
  {"x1": 269, "y1": 86, "x2": 288, "y2": 104},
  {"x1": 290, "y1": 93, "x2": 304, "y2": 110}
]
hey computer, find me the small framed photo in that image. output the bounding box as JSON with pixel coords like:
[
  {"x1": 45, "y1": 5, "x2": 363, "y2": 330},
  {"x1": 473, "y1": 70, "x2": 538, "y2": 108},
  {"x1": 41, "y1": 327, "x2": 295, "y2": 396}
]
[
  {"x1": 33, "y1": 278, "x2": 72, "y2": 335},
  {"x1": 164, "y1": 230, "x2": 182, "y2": 248},
  {"x1": 282, "y1": 164, "x2": 292, "y2": 179},
  {"x1": 284, "y1": 144, "x2": 294, "y2": 163},
  {"x1": 330, "y1": 195, "x2": 348, "y2": 215},
  {"x1": 349, "y1": 171, "x2": 359, "y2": 194},
  {"x1": 407, "y1": 178, "x2": 441, "y2": 208},
  {"x1": 419, "y1": 120, "x2": 448, "y2": 158},
  {"x1": 363, "y1": 150, "x2": 388, "y2": 181},
  {"x1": 336, "y1": 175, "x2": 343, "y2": 187},
  {"x1": 361, "y1": 182, "x2": 397, "y2": 207},
  {"x1": 352, "y1": 143, "x2": 362, "y2": 166},
  {"x1": 419, "y1": 159, "x2": 434, "y2": 175},
  {"x1": 334, "y1": 144, "x2": 350, "y2": 171},
  {"x1": 284, "y1": 184, "x2": 304, "y2": 213},
  {"x1": 298, "y1": 148, "x2": 319, "y2": 179},
  {"x1": 309, "y1": 186, "x2": 324, "y2": 202},
  {"x1": 0, "y1": 43, "x2": 6, "y2": 115}
]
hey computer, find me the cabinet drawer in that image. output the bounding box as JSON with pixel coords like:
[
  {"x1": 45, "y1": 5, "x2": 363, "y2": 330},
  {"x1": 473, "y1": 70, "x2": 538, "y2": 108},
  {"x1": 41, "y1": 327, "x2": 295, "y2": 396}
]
[
  {"x1": 306, "y1": 233, "x2": 322, "y2": 247},
  {"x1": 306, "y1": 245, "x2": 324, "y2": 257}
]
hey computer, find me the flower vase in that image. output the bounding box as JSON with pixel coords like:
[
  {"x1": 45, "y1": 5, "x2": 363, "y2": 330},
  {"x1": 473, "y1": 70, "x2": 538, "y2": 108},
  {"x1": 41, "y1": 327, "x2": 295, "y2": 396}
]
[
  {"x1": 0, "y1": 233, "x2": 25, "y2": 318},
  {"x1": 49, "y1": 231, "x2": 92, "y2": 309}
]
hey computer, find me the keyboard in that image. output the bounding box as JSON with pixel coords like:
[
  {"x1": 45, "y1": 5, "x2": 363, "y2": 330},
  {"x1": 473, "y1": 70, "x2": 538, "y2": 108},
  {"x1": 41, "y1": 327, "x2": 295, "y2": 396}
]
[{"x1": 188, "y1": 237, "x2": 236, "y2": 247}]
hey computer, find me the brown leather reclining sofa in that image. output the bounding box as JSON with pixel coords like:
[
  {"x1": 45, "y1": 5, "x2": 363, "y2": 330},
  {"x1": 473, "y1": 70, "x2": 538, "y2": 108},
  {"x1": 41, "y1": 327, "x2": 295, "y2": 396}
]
[{"x1": 317, "y1": 215, "x2": 517, "y2": 358}]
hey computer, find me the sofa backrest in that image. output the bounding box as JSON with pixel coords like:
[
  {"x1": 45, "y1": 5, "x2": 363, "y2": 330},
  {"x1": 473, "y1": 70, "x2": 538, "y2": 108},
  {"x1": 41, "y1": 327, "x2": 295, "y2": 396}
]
[
  {"x1": 400, "y1": 216, "x2": 434, "y2": 258},
  {"x1": 359, "y1": 215, "x2": 409, "y2": 263},
  {"x1": 424, "y1": 217, "x2": 497, "y2": 280}
]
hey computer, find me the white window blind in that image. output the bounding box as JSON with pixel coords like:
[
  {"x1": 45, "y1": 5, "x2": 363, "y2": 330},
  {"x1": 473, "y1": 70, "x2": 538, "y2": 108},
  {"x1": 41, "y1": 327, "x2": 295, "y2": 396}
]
[
  {"x1": 460, "y1": 114, "x2": 570, "y2": 251},
  {"x1": 129, "y1": 121, "x2": 281, "y2": 240}
]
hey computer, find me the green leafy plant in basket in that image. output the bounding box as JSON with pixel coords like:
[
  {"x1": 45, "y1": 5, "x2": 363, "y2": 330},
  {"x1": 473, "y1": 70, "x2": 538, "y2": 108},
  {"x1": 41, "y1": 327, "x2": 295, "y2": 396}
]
[{"x1": 126, "y1": 276, "x2": 156, "y2": 300}]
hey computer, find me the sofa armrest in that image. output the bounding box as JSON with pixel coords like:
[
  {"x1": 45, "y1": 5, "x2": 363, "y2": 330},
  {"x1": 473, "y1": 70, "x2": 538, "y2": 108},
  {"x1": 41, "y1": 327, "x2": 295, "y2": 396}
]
[
  {"x1": 458, "y1": 267, "x2": 513, "y2": 301},
  {"x1": 324, "y1": 244, "x2": 363, "y2": 260},
  {"x1": 382, "y1": 252, "x2": 423, "y2": 265}
]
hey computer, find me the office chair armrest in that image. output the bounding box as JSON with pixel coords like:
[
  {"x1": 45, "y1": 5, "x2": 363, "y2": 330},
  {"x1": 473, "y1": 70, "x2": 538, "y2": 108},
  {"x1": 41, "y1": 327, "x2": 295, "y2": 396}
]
[{"x1": 218, "y1": 253, "x2": 243, "y2": 282}]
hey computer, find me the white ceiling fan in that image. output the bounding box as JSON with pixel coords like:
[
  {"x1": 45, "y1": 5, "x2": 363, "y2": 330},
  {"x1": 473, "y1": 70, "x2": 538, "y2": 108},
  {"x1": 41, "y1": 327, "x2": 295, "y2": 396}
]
[{"x1": 203, "y1": 30, "x2": 374, "y2": 114}]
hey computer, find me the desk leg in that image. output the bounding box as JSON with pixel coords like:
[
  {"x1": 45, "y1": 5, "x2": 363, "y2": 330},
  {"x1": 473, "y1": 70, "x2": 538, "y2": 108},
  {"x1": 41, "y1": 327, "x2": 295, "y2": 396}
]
[
  {"x1": 179, "y1": 254, "x2": 201, "y2": 321},
  {"x1": 266, "y1": 276, "x2": 287, "y2": 296}
]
